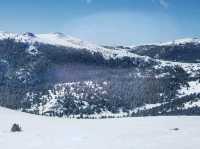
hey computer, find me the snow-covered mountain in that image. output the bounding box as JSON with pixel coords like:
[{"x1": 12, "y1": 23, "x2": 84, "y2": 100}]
[
  {"x1": 1, "y1": 31, "x2": 200, "y2": 117},
  {"x1": 0, "y1": 31, "x2": 151, "y2": 61},
  {"x1": 127, "y1": 37, "x2": 200, "y2": 63},
  {"x1": 158, "y1": 37, "x2": 200, "y2": 46}
]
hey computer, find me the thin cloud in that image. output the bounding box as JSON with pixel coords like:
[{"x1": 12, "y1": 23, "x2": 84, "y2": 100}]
[
  {"x1": 63, "y1": 12, "x2": 178, "y2": 46},
  {"x1": 159, "y1": 0, "x2": 169, "y2": 9},
  {"x1": 152, "y1": 0, "x2": 169, "y2": 9},
  {"x1": 85, "y1": 0, "x2": 92, "y2": 4}
]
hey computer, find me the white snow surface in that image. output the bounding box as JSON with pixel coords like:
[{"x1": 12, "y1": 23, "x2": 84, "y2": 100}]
[
  {"x1": 183, "y1": 100, "x2": 200, "y2": 109},
  {"x1": 1, "y1": 107, "x2": 200, "y2": 149},
  {"x1": 26, "y1": 45, "x2": 39, "y2": 55},
  {"x1": 134, "y1": 103, "x2": 163, "y2": 112},
  {"x1": 178, "y1": 80, "x2": 200, "y2": 97}
]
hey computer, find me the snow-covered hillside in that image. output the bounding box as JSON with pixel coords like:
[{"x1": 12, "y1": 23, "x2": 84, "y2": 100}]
[
  {"x1": 1, "y1": 107, "x2": 200, "y2": 149},
  {"x1": 1, "y1": 30, "x2": 200, "y2": 117}
]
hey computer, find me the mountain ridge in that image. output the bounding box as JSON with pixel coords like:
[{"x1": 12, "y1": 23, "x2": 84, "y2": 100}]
[{"x1": 1, "y1": 31, "x2": 200, "y2": 118}]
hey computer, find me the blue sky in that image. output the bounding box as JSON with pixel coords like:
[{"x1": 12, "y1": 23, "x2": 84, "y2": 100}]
[{"x1": 0, "y1": 0, "x2": 200, "y2": 45}]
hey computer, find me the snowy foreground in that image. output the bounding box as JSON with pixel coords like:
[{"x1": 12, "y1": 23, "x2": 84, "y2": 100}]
[{"x1": 1, "y1": 107, "x2": 200, "y2": 149}]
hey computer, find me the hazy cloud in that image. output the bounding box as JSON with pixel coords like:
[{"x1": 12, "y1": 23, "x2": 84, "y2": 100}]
[
  {"x1": 159, "y1": 0, "x2": 169, "y2": 8},
  {"x1": 152, "y1": 0, "x2": 169, "y2": 9},
  {"x1": 84, "y1": 0, "x2": 92, "y2": 4}
]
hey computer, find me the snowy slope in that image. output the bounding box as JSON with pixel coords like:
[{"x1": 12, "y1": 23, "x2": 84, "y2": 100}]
[
  {"x1": 1, "y1": 107, "x2": 200, "y2": 149},
  {"x1": 155, "y1": 60, "x2": 200, "y2": 77},
  {"x1": 178, "y1": 80, "x2": 200, "y2": 97}
]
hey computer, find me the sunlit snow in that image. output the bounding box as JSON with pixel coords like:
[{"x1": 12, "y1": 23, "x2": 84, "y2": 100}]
[{"x1": 1, "y1": 107, "x2": 200, "y2": 149}]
